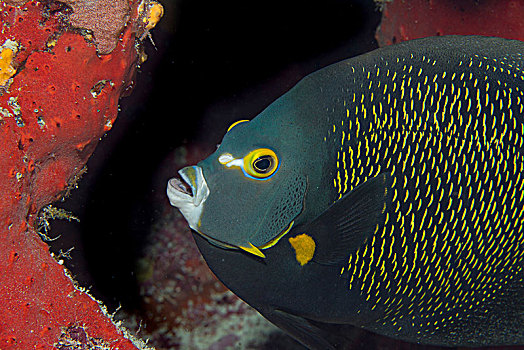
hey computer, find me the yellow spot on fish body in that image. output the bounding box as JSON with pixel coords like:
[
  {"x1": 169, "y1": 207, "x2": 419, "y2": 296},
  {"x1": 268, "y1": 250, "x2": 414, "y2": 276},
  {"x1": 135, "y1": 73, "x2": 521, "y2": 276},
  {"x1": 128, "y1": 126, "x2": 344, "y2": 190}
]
[{"x1": 289, "y1": 234, "x2": 316, "y2": 266}]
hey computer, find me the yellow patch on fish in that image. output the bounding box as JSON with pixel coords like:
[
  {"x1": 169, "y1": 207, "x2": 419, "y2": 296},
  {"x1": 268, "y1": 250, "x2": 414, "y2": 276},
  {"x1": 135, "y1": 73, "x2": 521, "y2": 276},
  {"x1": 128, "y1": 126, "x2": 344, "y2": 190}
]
[{"x1": 289, "y1": 234, "x2": 316, "y2": 266}]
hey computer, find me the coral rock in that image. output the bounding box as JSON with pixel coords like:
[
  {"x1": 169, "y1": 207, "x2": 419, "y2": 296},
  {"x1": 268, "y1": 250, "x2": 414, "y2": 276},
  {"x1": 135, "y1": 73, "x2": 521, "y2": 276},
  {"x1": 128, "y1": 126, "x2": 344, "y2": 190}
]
[{"x1": 0, "y1": 1, "x2": 161, "y2": 349}]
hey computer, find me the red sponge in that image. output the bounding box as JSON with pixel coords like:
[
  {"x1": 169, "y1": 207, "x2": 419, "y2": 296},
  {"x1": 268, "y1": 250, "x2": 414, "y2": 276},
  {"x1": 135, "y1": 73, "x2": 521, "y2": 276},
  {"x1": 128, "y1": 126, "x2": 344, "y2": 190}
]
[{"x1": 0, "y1": 1, "x2": 160, "y2": 348}]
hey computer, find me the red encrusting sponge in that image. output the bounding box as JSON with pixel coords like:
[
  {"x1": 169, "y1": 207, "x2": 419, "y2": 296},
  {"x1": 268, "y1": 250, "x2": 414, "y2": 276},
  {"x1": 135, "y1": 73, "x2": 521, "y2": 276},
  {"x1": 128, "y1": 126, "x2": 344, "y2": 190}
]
[{"x1": 0, "y1": 1, "x2": 162, "y2": 349}]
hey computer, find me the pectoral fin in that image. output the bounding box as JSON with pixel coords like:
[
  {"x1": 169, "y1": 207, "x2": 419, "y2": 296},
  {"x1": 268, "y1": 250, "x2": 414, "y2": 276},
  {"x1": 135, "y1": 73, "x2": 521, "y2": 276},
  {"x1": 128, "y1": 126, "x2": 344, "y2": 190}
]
[
  {"x1": 304, "y1": 172, "x2": 393, "y2": 266},
  {"x1": 262, "y1": 309, "x2": 335, "y2": 350}
]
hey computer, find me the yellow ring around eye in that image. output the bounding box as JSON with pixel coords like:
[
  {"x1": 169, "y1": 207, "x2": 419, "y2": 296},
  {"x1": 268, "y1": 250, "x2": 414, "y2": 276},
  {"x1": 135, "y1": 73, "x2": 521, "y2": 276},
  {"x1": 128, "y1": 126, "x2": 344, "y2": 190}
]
[
  {"x1": 243, "y1": 148, "x2": 279, "y2": 179},
  {"x1": 227, "y1": 119, "x2": 249, "y2": 132}
]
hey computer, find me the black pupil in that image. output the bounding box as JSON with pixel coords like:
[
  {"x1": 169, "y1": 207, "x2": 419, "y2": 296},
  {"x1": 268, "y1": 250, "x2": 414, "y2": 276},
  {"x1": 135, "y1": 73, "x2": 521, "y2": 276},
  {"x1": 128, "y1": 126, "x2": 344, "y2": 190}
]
[{"x1": 254, "y1": 156, "x2": 273, "y2": 173}]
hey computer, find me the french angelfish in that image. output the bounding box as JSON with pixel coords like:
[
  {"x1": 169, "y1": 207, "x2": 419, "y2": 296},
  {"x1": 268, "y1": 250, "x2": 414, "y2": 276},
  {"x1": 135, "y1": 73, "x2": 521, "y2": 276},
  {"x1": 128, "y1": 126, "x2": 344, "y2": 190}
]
[{"x1": 167, "y1": 36, "x2": 524, "y2": 348}]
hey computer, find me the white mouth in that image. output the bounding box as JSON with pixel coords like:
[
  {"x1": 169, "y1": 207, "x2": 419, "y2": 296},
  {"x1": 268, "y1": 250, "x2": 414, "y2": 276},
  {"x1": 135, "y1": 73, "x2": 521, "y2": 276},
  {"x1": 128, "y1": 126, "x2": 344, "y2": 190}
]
[
  {"x1": 167, "y1": 166, "x2": 209, "y2": 231},
  {"x1": 168, "y1": 177, "x2": 192, "y2": 196}
]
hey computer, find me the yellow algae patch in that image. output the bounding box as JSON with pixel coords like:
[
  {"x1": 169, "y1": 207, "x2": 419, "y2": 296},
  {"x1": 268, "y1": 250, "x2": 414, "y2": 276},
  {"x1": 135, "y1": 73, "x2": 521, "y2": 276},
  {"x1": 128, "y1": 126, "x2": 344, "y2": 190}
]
[
  {"x1": 142, "y1": 1, "x2": 164, "y2": 30},
  {"x1": 0, "y1": 40, "x2": 18, "y2": 86},
  {"x1": 289, "y1": 234, "x2": 316, "y2": 266}
]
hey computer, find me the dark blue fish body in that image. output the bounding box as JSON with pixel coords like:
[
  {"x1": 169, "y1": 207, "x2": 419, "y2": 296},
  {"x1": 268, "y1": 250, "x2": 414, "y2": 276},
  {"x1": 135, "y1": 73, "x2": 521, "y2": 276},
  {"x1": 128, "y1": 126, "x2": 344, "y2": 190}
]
[{"x1": 168, "y1": 36, "x2": 524, "y2": 348}]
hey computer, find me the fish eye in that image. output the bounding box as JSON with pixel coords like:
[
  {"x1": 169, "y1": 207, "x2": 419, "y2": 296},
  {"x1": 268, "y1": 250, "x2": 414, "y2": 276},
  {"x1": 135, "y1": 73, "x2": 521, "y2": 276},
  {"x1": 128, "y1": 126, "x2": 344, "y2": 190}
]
[
  {"x1": 253, "y1": 156, "x2": 273, "y2": 173},
  {"x1": 243, "y1": 148, "x2": 279, "y2": 179}
]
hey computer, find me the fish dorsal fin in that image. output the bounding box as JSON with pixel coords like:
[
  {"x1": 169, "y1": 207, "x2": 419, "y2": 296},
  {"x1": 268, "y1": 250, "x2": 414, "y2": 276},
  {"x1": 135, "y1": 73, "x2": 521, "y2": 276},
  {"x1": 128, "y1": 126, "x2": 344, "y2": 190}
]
[{"x1": 305, "y1": 172, "x2": 393, "y2": 266}]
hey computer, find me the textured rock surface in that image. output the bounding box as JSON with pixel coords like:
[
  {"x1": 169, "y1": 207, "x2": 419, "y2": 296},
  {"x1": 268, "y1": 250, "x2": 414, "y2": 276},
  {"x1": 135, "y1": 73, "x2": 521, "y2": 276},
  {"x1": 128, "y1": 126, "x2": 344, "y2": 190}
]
[
  {"x1": 376, "y1": 0, "x2": 524, "y2": 46},
  {"x1": 0, "y1": 1, "x2": 160, "y2": 349}
]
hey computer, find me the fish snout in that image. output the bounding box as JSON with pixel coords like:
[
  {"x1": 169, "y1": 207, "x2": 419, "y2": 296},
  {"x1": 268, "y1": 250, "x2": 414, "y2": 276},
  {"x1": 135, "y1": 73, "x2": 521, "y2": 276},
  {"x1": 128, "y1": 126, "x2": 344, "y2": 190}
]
[{"x1": 166, "y1": 165, "x2": 209, "y2": 230}]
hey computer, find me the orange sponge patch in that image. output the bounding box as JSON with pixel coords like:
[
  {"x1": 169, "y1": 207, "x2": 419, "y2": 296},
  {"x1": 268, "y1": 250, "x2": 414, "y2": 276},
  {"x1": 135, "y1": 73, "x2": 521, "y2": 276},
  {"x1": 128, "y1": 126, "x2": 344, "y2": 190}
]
[{"x1": 0, "y1": 40, "x2": 18, "y2": 86}]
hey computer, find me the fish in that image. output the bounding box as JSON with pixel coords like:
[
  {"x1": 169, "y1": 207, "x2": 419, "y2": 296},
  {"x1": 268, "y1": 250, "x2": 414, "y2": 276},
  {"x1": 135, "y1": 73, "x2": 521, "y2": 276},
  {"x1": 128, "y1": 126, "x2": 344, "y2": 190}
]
[{"x1": 167, "y1": 36, "x2": 524, "y2": 349}]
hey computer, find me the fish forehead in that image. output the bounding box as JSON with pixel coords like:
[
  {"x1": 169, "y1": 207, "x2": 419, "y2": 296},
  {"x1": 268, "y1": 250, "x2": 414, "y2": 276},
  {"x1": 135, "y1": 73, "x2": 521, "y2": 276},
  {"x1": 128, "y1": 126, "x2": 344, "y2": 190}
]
[{"x1": 321, "y1": 36, "x2": 524, "y2": 342}]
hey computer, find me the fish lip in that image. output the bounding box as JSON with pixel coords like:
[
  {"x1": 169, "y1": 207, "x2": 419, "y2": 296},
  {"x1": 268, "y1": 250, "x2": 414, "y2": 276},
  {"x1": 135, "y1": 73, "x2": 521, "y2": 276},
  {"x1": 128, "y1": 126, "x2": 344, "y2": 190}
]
[
  {"x1": 167, "y1": 177, "x2": 192, "y2": 205},
  {"x1": 179, "y1": 166, "x2": 209, "y2": 207},
  {"x1": 167, "y1": 165, "x2": 209, "y2": 231},
  {"x1": 167, "y1": 177, "x2": 192, "y2": 197},
  {"x1": 167, "y1": 166, "x2": 209, "y2": 207}
]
